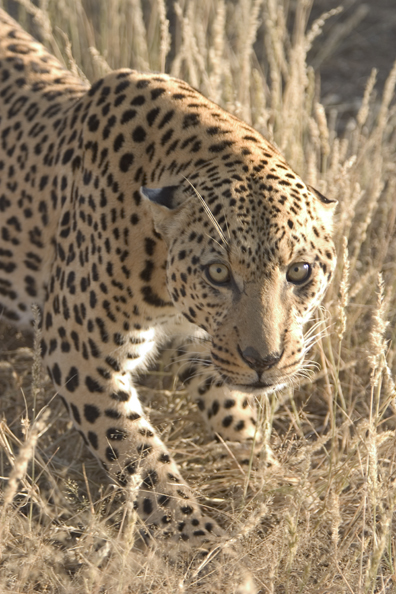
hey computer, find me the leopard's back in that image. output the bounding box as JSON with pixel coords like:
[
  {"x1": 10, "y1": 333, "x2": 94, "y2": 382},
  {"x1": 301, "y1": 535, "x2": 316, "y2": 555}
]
[{"x1": 0, "y1": 9, "x2": 87, "y2": 325}]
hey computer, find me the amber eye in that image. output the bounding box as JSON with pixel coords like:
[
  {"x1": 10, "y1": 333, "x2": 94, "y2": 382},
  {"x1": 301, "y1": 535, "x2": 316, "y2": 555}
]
[
  {"x1": 286, "y1": 262, "x2": 311, "y2": 285},
  {"x1": 205, "y1": 263, "x2": 231, "y2": 285}
]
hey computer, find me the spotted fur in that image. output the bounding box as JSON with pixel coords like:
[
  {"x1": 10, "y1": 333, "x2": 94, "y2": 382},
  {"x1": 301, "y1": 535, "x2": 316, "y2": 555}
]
[{"x1": 0, "y1": 9, "x2": 337, "y2": 547}]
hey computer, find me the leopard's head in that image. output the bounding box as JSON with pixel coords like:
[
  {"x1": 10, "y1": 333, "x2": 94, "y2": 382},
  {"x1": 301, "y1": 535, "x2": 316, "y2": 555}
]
[{"x1": 141, "y1": 177, "x2": 336, "y2": 392}]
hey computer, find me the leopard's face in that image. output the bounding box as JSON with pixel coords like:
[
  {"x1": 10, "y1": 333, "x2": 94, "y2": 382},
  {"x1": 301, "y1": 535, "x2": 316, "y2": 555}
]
[{"x1": 141, "y1": 177, "x2": 336, "y2": 392}]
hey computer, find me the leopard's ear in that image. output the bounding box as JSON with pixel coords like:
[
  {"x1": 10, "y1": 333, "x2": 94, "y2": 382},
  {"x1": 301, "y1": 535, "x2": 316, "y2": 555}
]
[
  {"x1": 140, "y1": 185, "x2": 179, "y2": 210},
  {"x1": 307, "y1": 185, "x2": 337, "y2": 209},
  {"x1": 140, "y1": 185, "x2": 192, "y2": 241}
]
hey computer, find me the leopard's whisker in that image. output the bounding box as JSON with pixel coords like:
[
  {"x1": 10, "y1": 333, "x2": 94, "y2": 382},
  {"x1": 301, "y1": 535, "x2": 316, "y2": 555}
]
[{"x1": 183, "y1": 176, "x2": 229, "y2": 248}]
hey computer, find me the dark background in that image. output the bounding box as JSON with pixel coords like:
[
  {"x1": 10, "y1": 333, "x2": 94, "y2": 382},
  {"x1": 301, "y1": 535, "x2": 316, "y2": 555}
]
[
  {"x1": 308, "y1": 0, "x2": 396, "y2": 121},
  {"x1": 3, "y1": 0, "x2": 396, "y2": 124}
]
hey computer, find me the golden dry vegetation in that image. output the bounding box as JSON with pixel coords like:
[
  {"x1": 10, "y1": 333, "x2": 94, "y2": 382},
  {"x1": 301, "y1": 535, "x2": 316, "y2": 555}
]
[{"x1": 1, "y1": 0, "x2": 396, "y2": 592}]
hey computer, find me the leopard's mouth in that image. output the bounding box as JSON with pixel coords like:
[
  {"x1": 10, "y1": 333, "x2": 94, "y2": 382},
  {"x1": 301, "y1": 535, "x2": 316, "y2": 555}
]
[
  {"x1": 247, "y1": 380, "x2": 274, "y2": 389},
  {"x1": 237, "y1": 380, "x2": 285, "y2": 394},
  {"x1": 219, "y1": 372, "x2": 281, "y2": 393}
]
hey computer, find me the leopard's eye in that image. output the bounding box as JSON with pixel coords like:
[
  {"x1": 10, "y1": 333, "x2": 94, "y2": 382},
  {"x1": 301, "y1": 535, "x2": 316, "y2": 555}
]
[
  {"x1": 205, "y1": 263, "x2": 231, "y2": 285},
  {"x1": 286, "y1": 262, "x2": 311, "y2": 285}
]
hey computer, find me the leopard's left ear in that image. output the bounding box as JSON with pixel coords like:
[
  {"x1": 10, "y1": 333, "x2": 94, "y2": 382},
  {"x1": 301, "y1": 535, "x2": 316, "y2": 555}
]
[
  {"x1": 307, "y1": 185, "x2": 338, "y2": 209},
  {"x1": 140, "y1": 185, "x2": 192, "y2": 241}
]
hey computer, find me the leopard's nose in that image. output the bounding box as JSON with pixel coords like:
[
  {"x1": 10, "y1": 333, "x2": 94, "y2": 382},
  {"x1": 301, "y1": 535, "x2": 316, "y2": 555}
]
[{"x1": 239, "y1": 345, "x2": 283, "y2": 373}]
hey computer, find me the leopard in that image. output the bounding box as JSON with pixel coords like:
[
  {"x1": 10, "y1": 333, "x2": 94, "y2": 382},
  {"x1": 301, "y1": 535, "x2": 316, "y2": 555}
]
[{"x1": 0, "y1": 8, "x2": 337, "y2": 550}]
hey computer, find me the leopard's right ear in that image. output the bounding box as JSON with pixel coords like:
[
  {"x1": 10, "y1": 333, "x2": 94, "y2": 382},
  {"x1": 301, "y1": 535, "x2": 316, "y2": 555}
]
[
  {"x1": 140, "y1": 185, "x2": 179, "y2": 210},
  {"x1": 140, "y1": 185, "x2": 192, "y2": 242}
]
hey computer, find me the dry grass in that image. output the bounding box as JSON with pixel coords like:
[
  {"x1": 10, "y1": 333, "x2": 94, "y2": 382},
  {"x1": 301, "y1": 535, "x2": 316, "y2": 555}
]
[{"x1": 1, "y1": 0, "x2": 396, "y2": 592}]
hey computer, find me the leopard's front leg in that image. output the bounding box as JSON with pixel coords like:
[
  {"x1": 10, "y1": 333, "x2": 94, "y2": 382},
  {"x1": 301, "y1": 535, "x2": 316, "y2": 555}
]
[
  {"x1": 41, "y1": 315, "x2": 221, "y2": 548},
  {"x1": 174, "y1": 340, "x2": 262, "y2": 449}
]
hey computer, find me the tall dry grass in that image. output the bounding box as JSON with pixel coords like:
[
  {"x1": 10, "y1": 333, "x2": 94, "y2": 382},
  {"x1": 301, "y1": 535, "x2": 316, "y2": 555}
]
[{"x1": 1, "y1": 0, "x2": 396, "y2": 592}]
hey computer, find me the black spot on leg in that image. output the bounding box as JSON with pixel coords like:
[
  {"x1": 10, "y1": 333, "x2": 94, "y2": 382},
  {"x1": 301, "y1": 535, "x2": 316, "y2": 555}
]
[
  {"x1": 212, "y1": 400, "x2": 219, "y2": 416},
  {"x1": 113, "y1": 133, "x2": 124, "y2": 152},
  {"x1": 84, "y1": 404, "x2": 101, "y2": 423},
  {"x1": 70, "y1": 403, "x2": 81, "y2": 424},
  {"x1": 40, "y1": 339, "x2": 47, "y2": 357},
  {"x1": 193, "y1": 530, "x2": 206, "y2": 537},
  {"x1": 158, "y1": 495, "x2": 170, "y2": 506},
  {"x1": 235, "y1": 420, "x2": 245, "y2": 432},
  {"x1": 113, "y1": 333, "x2": 125, "y2": 346},
  {"x1": 116, "y1": 472, "x2": 128, "y2": 487},
  {"x1": 49, "y1": 340, "x2": 57, "y2": 355},
  {"x1": 111, "y1": 390, "x2": 130, "y2": 402},
  {"x1": 115, "y1": 79, "x2": 130, "y2": 93},
  {"x1": 125, "y1": 459, "x2": 138, "y2": 474},
  {"x1": 88, "y1": 114, "x2": 100, "y2": 132},
  {"x1": 126, "y1": 412, "x2": 141, "y2": 421},
  {"x1": 143, "y1": 498, "x2": 153, "y2": 515},
  {"x1": 144, "y1": 237, "x2": 156, "y2": 256},
  {"x1": 158, "y1": 452, "x2": 170, "y2": 464},
  {"x1": 196, "y1": 398, "x2": 205, "y2": 411},
  {"x1": 45, "y1": 312, "x2": 53, "y2": 329},
  {"x1": 142, "y1": 470, "x2": 158, "y2": 489},
  {"x1": 222, "y1": 415, "x2": 233, "y2": 428},
  {"x1": 59, "y1": 395, "x2": 69, "y2": 412},
  {"x1": 119, "y1": 153, "x2": 134, "y2": 172},
  {"x1": 137, "y1": 443, "x2": 152, "y2": 458},
  {"x1": 105, "y1": 356, "x2": 120, "y2": 372},
  {"x1": 224, "y1": 399, "x2": 236, "y2": 409},
  {"x1": 177, "y1": 490, "x2": 189, "y2": 499},
  {"x1": 105, "y1": 446, "x2": 119, "y2": 461},
  {"x1": 179, "y1": 365, "x2": 197, "y2": 385},
  {"x1": 106, "y1": 427, "x2": 128, "y2": 440},
  {"x1": 88, "y1": 431, "x2": 98, "y2": 449},
  {"x1": 97, "y1": 367, "x2": 111, "y2": 380},
  {"x1": 88, "y1": 338, "x2": 100, "y2": 358},
  {"x1": 198, "y1": 377, "x2": 213, "y2": 396},
  {"x1": 62, "y1": 148, "x2": 74, "y2": 164},
  {"x1": 121, "y1": 109, "x2": 137, "y2": 124},
  {"x1": 51, "y1": 363, "x2": 62, "y2": 385},
  {"x1": 132, "y1": 125, "x2": 146, "y2": 142},
  {"x1": 85, "y1": 376, "x2": 104, "y2": 393},
  {"x1": 139, "y1": 260, "x2": 154, "y2": 282},
  {"x1": 139, "y1": 428, "x2": 154, "y2": 438}
]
